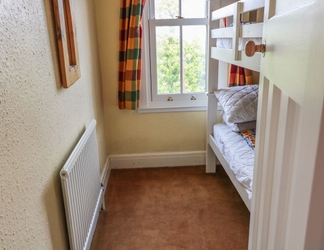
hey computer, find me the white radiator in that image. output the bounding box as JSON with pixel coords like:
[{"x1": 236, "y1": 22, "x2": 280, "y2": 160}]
[{"x1": 60, "y1": 119, "x2": 104, "y2": 250}]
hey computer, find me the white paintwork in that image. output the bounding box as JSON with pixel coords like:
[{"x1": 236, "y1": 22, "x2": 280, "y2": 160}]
[
  {"x1": 211, "y1": 27, "x2": 234, "y2": 38},
  {"x1": 211, "y1": 3, "x2": 235, "y2": 20},
  {"x1": 110, "y1": 151, "x2": 206, "y2": 169},
  {"x1": 249, "y1": 0, "x2": 324, "y2": 249},
  {"x1": 211, "y1": 0, "x2": 263, "y2": 20},
  {"x1": 140, "y1": 2, "x2": 208, "y2": 110},
  {"x1": 209, "y1": 0, "x2": 264, "y2": 71},
  {"x1": 211, "y1": 47, "x2": 261, "y2": 71},
  {"x1": 232, "y1": 2, "x2": 243, "y2": 60},
  {"x1": 137, "y1": 105, "x2": 207, "y2": 113},
  {"x1": 100, "y1": 156, "x2": 111, "y2": 210},
  {"x1": 206, "y1": 0, "x2": 221, "y2": 173},
  {"x1": 241, "y1": 0, "x2": 264, "y2": 12},
  {"x1": 148, "y1": 1, "x2": 208, "y2": 104},
  {"x1": 241, "y1": 23, "x2": 263, "y2": 38}
]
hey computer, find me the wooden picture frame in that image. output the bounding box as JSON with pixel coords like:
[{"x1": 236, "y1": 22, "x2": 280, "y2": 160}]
[{"x1": 53, "y1": 0, "x2": 81, "y2": 88}]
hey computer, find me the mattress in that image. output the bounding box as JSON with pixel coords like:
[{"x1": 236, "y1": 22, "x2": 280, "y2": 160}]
[
  {"x1": 216, "y1": 38, "x2": 262, "y2": 51},
  {"x1": 213, "y1": 123, "x2": 254, "y2": 199}
]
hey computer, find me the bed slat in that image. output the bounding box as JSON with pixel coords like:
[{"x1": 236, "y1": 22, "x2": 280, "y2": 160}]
[
  {"x1": 211, "y1": 47, "x2": 260, "y2": 72},
  {"x1": 241, "y1": 23, "x2": 263, "y2": 38},
  {"x1": 211, "y1": 0, "x2": 265, "y2": 21},
  {"x1": 211, "y1": 3, "x2": 236, "y2": 21},
  {"x1": 211, "y1": 27, "x2": 233, "y2": 39},
  {"x1": 211, "y1": 23, "x2": 263, "y2": 39}
]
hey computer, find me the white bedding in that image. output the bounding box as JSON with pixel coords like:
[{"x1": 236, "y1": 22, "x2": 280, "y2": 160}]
[
  {"x1": 216, "y1": 38, "x2": 262, "y2": 51},
  {"x1": 213, "y1": 123, "x2": 254, "y2": 199}
]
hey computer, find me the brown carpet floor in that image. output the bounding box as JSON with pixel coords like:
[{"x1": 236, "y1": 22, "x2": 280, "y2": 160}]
[{"x1": 91, "y1": 166, "x2": 250, "y2": 250}]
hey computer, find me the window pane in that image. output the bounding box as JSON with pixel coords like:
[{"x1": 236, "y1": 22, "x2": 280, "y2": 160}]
[
  {"x1": 182, "y1": 0, "x2": 206, "y2": 18},
  {"x1": 183, "y1": 26, "x2": 206, "y2": 93},
  {"x1": 155, "y1": 0, "x2": 179, "y2": 19},
  {"x1": 156, "y1": 26, "x2": 181, "y2": 94}
]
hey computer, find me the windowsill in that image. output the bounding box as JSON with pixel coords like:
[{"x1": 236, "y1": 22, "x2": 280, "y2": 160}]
[{"x1": 137, "y1": 105, "x2": 207, "y2": 113}]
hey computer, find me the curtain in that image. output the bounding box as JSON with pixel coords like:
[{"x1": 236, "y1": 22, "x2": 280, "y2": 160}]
[
  {"x1": 228, "y1": 64, "x2": 253, "y2": 87},
  {"x1": 118, "y1": 0, "x2": 146, "y2": 110}
]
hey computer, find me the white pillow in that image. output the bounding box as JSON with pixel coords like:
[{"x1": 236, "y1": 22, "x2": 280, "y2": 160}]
[
  {"x1": 215, "y1": 85, "x2": 258, "y2": 123},
  {"x1": 221, "y1": 111, "x2": 257, "y2": 132}
]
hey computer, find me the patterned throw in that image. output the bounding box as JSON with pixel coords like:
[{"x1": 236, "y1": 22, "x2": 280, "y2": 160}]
[
  {"x1": 118, "y1": 0, "x2": 146, "y2": 110},
  {"x1": 241, "y1": 129, "x2": 256, "y2": 149},
  {"x1": 228, "y1": 64, "x2": 253, "y2": 87}
]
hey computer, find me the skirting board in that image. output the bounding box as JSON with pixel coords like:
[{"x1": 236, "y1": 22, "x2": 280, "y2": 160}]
[
  {"x1": 100, "y1": 156, "x2": 111, "y2": 210},
  {"x1": 109, "y1": 151, "x2": 206, "y2": 169}
]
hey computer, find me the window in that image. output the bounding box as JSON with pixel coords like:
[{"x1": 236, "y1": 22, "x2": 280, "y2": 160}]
[{"x1": 139, "y1": 0, "x2": 209, "y2": 113}]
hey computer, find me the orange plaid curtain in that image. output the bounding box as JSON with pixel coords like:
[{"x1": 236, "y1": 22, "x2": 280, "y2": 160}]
[
  {"x1": 228, "y1": 64, "x2": 253, "y2": 87},
  {"x1": 118, "y1": 0, "x2": 146, "y2": 110}
]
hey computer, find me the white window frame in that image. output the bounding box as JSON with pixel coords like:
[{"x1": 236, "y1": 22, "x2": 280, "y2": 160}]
[{"x1": 138, "y1": 0, "x2": 210, "y2": 113}]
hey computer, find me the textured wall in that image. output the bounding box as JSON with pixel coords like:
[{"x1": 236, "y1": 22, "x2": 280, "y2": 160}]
[
  {"x1": 0, "y1": 0, "x2": 107, "y2": 249},
  {"x1": 94, "y1": 0, "x2": 206, "y2": 155}
]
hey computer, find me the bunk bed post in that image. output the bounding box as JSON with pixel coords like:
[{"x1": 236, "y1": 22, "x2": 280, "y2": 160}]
[
  {"x1": 207, "y1": 0, "x2": 266, "y2": 209},
  {"x1": 206, "y1": 97, "x2": 217, "y2": 173},
  {"x1": 206, "y1": 0, "x2": 221, "y2": 173},
  {"x1": 232, "y1": 2, "x2": 243, "y2": 61}
]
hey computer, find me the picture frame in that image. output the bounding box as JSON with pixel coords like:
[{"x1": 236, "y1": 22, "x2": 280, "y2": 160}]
[{"x1": 53, "y1": 0, "x2": 81, "y2": 88}]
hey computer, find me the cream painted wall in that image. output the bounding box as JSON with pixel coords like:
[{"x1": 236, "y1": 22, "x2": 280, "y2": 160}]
[
  {"x1": 94, "y1": 0, "x2": 207, "y2": 155},
  {"x1": 0, "y1": 0, "x2": 107, "y2": 249}
]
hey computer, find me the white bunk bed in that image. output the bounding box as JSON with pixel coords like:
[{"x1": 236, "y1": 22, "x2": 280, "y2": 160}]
[
  {"x1": 210, "y1": 0, "x2": 264, "y2": 72},
  {"x1": 206, "y1": 0, "x2": 265, "y2": 211}
]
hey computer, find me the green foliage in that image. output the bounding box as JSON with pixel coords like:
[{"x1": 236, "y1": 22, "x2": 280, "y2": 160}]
[
  {"x1": 156, "y1": 35, "x2": 181, "y2": 94},
  {"x1": 183, "y1": 37, "x2": 206, "y2": 93},
  {"x1": 156, "y1": 34, "x2": 206, "y2": 94}
]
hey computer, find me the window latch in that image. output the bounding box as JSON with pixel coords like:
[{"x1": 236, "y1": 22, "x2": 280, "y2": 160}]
[
  {"x1": 167, "y1": 97, "x2": 173, "y2": 101},
  {"x1": 191, "y1": 95, "x2": 196, "y2": 100},
  {"x1": 175, "y1": 16, "x2": 184, "y2": 19}
]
